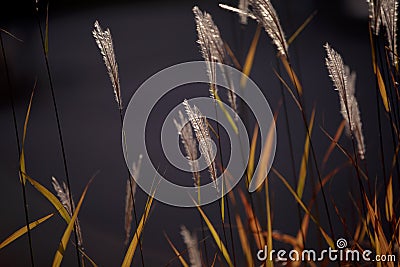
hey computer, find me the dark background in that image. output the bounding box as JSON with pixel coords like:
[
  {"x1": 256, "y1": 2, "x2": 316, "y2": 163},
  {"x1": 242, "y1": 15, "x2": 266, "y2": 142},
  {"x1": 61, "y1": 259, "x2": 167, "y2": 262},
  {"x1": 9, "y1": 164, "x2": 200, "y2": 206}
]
[{"x1": 0, "y1": 0, "x2": 393, "y2": 266}]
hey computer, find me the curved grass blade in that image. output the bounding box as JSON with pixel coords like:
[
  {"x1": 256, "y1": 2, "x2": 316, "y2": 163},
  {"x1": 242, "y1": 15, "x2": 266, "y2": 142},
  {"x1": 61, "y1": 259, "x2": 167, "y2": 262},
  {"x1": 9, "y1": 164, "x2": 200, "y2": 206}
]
[
  {"x1": 0, "y1": 213, "x2": 54, "y2": 250},
  {"x1": 272, "y1": 167, "x2": 334, "y2": 248},
  {"x1": 247, "y1": 124, "x2": 259, "y2": 185},
  {"x1": 297, "y1": 108, "x2": 315, "y2": 199},
  {"x1": 122, "y1": 192, "x2": 154, "y2": 267},
  {"x1": 52, "y1": 178, "x2": 93, "y2": 267},
  {"x1": 164, "y1": 233, "x2": 189, "y2": 267},
  {"x1": 195, "y1": 205, "x2": 233, "y2": 267},
  {"x1": 19, "y1": 82, "x2": 36, "y2": 185},
  {"x1": 25, "y1": 174, "x2": 71, "y2": 223},
  {"x1": 240, "y1": 25, "x2": 261, "y2": 88},
  {"x1": 280, "y1": 55, "x2": 303, "y2": 96}
]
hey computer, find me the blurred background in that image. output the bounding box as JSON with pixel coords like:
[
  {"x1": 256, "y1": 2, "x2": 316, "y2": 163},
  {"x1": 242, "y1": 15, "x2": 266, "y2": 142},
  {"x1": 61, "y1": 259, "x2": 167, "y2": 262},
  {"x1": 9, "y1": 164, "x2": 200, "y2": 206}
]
[{"x1": 0, "y1": 0, "x2": 392, "y2": 266}]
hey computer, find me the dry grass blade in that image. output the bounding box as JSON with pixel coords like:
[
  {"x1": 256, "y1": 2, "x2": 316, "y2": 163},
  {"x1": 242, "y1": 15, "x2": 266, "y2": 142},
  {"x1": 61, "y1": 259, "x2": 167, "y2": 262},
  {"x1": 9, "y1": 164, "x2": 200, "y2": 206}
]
[
  {"x1": 124, "y1": 155, "x2": 141, "y2": 246},
  {"x1": 25, "y1": 174, "x2": 71, "y2": 223},
  {"x1": 122, "y1": 191, "x2": 154, "y2": 267},
  {"x1": 248, "y1": 115, "x2": 275, "y2": 192},
  {"x1": 376, "y1": 64, "x2": 390, "y2": 112},
  {"x1": 287, "y1": 10, "x2": 317, "y2": 45},
  {"x1": 195, "y1": 205, "x2": 233, "y2": 267},
  {"x1": 19, "y1": 81, "x2": 36, "y2": 185},
  {"x1": 272, "y1": 168, "x2": 334, "y2": 248},
  {"x1": 240, "y1": 25, "x2": 261, "y2": 88},
  {"x1": 249, "y1": 0, "x2": 288, "y2": 57},
  {"x1": 297, "y1": 108, "x2": 315, "y2": 199},
  {"x1": 180, "y1": 226, "x2": 202, "y2": 267},
  {"x1": 385, "y1": 176, "x2": 394, "y2": 222},
  {"x1": 247, "y1": 124, "x2": 259, "y2": 185},
  {"x1": 280, "y1": 55, "x2": 303, "y2": 96},
  {"x1": 52, "y1": 178, "x2": 93, "y2": 267},
  {"x1": 322, "y1": 119, "x2": 346, "y2": 168},
  {"x1": 238, "y1": 190, "x2": 265, "y2": 250},
  {"x1": 164, "y1": 233, "x2": 189, "y2": 267},
  {"x1": 0, "y1": 213, "x2": 54, "y2": 250},
  {"x1": 92, "y1": 20, "x2": 122, "y2": 109},
  {"x1": 324, "y1": 43, "x2": 366, "y2": 159},
  {"x1": 234, "y1": 211, "x2": 253, "y2": 266}
]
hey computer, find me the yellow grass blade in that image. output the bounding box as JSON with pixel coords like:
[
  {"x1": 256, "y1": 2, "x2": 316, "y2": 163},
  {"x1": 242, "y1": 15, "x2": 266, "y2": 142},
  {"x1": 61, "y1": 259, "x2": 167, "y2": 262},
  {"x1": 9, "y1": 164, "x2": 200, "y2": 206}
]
[
  {"x1": 249, "y1": 117, "x2": 275, "y2": 192},
  {"x1": 247, "y1": 124, "x2": 259, "y2": 185},
  {"x1": 385, "y1": 176, "x2": 394, "y2": 222},
  {"x1": 164, "y1": 233, "x2": 189, "y2": 267},
  {"x1": 234, "y1": 212, "x2": 253, "y2": 267},
  {"x1": 19, "y1": 83, "x2": 36, "y2": 185},
  {"x1": 25, "y1": 174, "x2": 71, "y2": 223},
  {"x1": 196, "y1": 205, "x2": 233, "y2": 267},
  {"x1": 287, "y1": 11, "x2": 317, "y2": 45},
  {"x1": 280, "y1": 55, "x2": 303, "y2": 96},
  {"x1": 52, "y1": 179, "x2": 93, "y2": 267},
  {"x1": 240, "y1": 25, "x2": 261, "y2": 88},
  {"x1": 297, "y1": 108, "x2": 315, "y2": 198},
  {"x1": 122, "y1": 193, "x2": 154, "y2": 267},
  {"x1": 0, "y1": 213, "x2": 54, "y2": 250},
  {"x1": 214, "y1": 91, "x2": 238, "y2": 134},
  {"x1": 376, "y1": 66, "x2": 390, "y2": 112},
  {"x1": 265, "y1": 178, "x2": 274, "y2": 267},
  {"x1": 272, "y1": 168, "x2": 334, "y2": 248}
]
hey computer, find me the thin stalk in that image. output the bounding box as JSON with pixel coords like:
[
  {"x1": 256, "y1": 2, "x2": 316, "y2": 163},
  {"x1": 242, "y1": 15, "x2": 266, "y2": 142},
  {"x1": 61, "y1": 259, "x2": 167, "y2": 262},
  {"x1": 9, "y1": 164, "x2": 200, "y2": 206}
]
[
  {"x1": 32, "y1": 3, "x2": 81, "y2": 265},
  {"x1": 212, "y1": 98, "x2": 236, "y2": 266},
  {"x1": 275, "y1": 58, "x2": 307, "y2": 249},
  {"x1": 1, "y1": 31, "x2": 35, "y2": 267},
  {"x1": 284, "y1": 55, "x2": 336, "y2": 243},
  {"x1": 119, "y1": 110, "x2": 145, "y2": 267}
]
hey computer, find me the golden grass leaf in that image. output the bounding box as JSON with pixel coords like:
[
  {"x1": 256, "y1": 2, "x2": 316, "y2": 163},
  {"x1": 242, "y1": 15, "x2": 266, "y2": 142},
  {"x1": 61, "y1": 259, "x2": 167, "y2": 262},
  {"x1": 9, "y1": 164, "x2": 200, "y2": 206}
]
[
  {"x1": 25, "y1": 174, "x2": 71, "y2": 223},
  {"x1": 235, "y1": 212, "x2": 253, "y2": 267},
  {"x1": 214, "y1": 92, "x2": 238, "y2": 134},
  {"x1": 385, "y1": 176, "x2": 393, "y2": 222},
  {"x1": 247, "y1": 124, "x2": 259, "y2": 186},
  {"x1": 280, "y1": 55, "x2": 303, "y2": 96},
  {"x1": 196, "y1": 205, "x2": 233, "y2": 267},
  {"x1": 0, "y1": 213, "x2": 54, "y2": 250},
  {"x1": 19, "y1": 83, "x2": 36, "y2": 185},
  {"x1": 164, "y1": 233, "x2": 189, "y2": 267},
  {"x1": 297, "y1": 108, "x2": 315, "y2": 199},
  {"x1": 122, "y1": 193, "x2": 154, "y2": 267},
  {"x1": 240, "y1": 25, "x2": 261, "y2": 88},
  {"x1": 272, "y1": 168, "x2": 334, "y2": 248}
]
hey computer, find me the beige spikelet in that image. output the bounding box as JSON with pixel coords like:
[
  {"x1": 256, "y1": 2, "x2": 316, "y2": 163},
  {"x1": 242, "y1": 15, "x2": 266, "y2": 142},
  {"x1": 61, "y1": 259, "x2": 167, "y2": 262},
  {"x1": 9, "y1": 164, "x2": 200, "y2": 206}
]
[
  {"x1": 324, "y1": 43, "x2": 366, "y2": 159},
  {"x1": 180, "y1": 225, "x2": 201, "y2": 267},
  {"x1": 92, "y1": 20, "x2": 122, "y2": 109}
]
